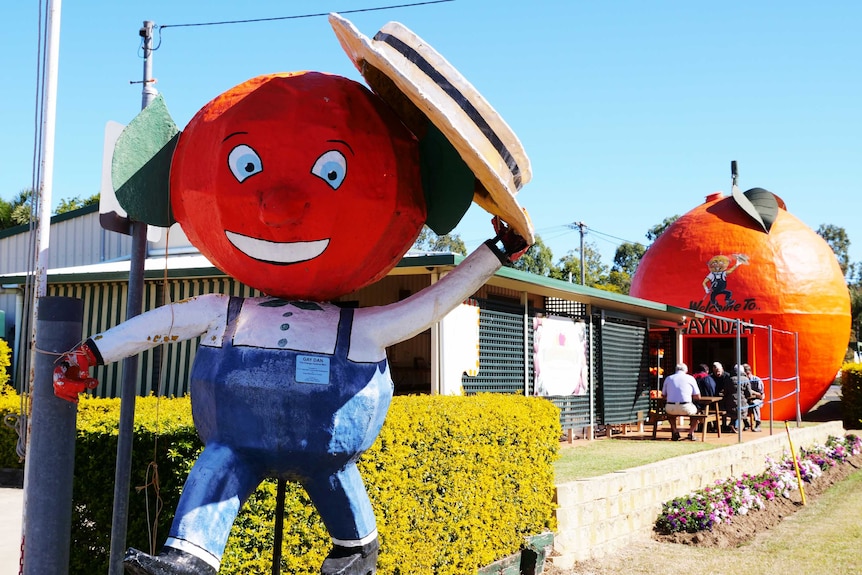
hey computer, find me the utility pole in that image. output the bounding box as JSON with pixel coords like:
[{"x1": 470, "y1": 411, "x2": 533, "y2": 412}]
[
  {"x1": 107, "y1": 20, "x2": 156, "y2": 575},
  {"x1": 567, "y1": 221, "x2": 587, "y2": 285},
  {"x1": 20, "y1": 2, "x2": 83, "y2": 573}
]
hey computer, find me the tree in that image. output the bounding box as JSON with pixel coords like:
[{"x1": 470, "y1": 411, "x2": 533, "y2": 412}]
[
  {"x1": 550, "y1": 241, "x2": 609, "y2": 287},
  {"x1": 848, "y1": 262, "x2": 862, "y2": 344},
  {"x1": 851, "y1": 284, "x2": 862, "y2": 344},
  {"x1": 0, "y1": 199, "x2": 11, "y2": 229},
  {"x1": 597, "y1": 242, "x2": 646, "y2": 294},
  {"x1": 613, "y1": 242, "x2": 646, "y2": 275},
  {"x1": 56, "y1": 193, "x2": 99, "y2": 214},
  {"x1": 1, "y1": 189, "x2": 99, "y2": 230},
  {"x1": 0, "y1": 189, "x2": 34, "y2": 229},
  {"x1": 646, "y1": 215, "x2": 680, "y2": 243},
  {"x1": 512, "y1": 234, "x2": 555, "y2": 276},
  {"x1": 608, "y1": 241, "x2": 647, "y2": 293},
  {"x1": 411, "y1": 226, "x2": 467, "y2": 255},
  {"x1": 816, "y1": 223, "x2": 851, "y2": 277},
  {"x1": 595, "y1": 270, "x2": 628, "y2": 294}
]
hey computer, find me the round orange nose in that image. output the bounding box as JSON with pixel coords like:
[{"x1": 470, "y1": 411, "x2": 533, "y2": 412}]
[{"x1": 258, "y1": 189, "x2": 308, "y2": 227}]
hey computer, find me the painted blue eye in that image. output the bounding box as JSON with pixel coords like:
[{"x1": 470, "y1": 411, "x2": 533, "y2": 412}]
[
  {"x1": 311, "y1": 150, "x2": 347, "y2": 190},
  {"x1": 228, "y1": 144, "x2": 263, "y2": 183}
]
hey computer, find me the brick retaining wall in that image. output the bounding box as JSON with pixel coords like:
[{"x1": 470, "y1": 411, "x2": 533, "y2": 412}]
[{"x1": 551, "y1": 421, "x2": 845, "y2": 569}]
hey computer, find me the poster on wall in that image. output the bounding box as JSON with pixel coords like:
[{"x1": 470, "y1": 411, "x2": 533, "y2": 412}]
[
  {"x1": 533, "y1": 315, "x2": 588, "y2": 396},
  {"x1": 439, "y1": 301, "x2": 481, "y2": 395}
]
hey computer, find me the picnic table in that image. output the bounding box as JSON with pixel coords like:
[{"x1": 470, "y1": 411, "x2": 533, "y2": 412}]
[{"x1": 650, "y1": 396, "x2": 723, "y2": 441}]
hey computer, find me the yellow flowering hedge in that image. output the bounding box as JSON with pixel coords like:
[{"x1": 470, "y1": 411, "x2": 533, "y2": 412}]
[
  {"x1": 0, "y1": 338, "x2": 20, "y2": 467},
  {"x1": 0, "y1": 392, "x2": 559, "y2": 574},
  {"x1": 0, "y1": 338, "x2": 10, "y2": 388},
  {"x1": 841, "y1": 362, "x2": 862, "y2": 428}
]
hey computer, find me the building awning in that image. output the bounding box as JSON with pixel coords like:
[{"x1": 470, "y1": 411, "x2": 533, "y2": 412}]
[{"x1": 1, "y1": 251, "x2": 695, "y2": 326}]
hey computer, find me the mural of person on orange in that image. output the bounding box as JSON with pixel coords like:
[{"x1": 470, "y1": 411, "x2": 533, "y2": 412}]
[{"x1": 702, "y1": 253, "x2": 748, "y2": 309}]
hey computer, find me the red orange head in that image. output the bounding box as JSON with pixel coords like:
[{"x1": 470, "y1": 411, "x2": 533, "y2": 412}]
[{"x1": 170, "y1": 72, "x2": 426, "y2": 300}]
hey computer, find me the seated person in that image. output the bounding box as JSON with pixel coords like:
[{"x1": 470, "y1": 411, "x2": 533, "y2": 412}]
[
  {"x1": 691, "y1": 363, "x2": 718, "y2": 431},
  {"x1": 692, "y1": 363, "x2": 717, "y2": 397},
  {"x1": 744, "y1": 363, "x2": 765, "y2": 432},
  {"x1": 711, "y1": 361, "x2": 733, "y2": 431},
  {"x1": 661, "y1": 363, "x2": 702, "y2": 441},
  {"x1": 723, "y1": 364, "x2": 753, "y2": 432}
]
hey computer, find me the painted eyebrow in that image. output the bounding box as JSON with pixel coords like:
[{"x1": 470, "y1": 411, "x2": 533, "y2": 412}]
[
  {"x1": 327, "y1": 139, "x2": 354, "y2": 155},
  {"x1": 223, "y1": 131, "x2": 249, "y2": 143}
]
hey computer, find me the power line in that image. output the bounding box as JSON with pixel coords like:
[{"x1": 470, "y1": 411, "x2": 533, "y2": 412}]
[
  {"x1": 159, "y1": 0, "x2": 455, "y2": 30},
  {"x1": 586, "y1": 227, "x2": 647, "y2": 249}
]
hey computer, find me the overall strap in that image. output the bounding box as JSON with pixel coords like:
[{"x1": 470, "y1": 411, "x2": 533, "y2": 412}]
[
  {"x1": 224, "y1": 296, "x2": 244, "y2": 341},
  {"x1": 335, "y1": 307, "x2": 355, "y2": 359}
]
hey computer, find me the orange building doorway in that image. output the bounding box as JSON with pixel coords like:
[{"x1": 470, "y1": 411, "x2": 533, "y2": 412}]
[{"x1": 687, "y1": 336, "x2": 750, "y2": 373}]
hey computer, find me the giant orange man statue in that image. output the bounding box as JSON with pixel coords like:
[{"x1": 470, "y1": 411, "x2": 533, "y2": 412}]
[{"x1": 53, "y1": 14, "x2": 534, "y2": 575}]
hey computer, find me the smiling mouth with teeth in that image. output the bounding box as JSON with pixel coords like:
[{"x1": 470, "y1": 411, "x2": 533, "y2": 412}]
[{"x1": 225, "y1": 231, "x2": 330, "y2": 265}]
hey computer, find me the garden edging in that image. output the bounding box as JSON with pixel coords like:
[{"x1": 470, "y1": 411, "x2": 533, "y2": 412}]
[{"x1": 551, "y1": 421, "x2": 845, "y2": 569}]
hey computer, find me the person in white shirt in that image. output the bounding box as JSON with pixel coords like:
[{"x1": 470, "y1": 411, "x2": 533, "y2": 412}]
[{"x1": 662, "y1": 363, "x2": 702, "y2": 441}]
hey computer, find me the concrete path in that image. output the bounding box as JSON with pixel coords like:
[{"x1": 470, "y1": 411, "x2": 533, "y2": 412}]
[{"x1": 0, "y1": 488, "x2": 23, "y2": 575}]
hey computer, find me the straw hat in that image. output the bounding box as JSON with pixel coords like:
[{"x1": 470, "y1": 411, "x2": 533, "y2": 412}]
[{"x1": 329, "y1": 13, "x2": 535, "y2": 244}]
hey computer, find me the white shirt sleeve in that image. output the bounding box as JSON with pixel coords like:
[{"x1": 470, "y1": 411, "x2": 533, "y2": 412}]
[
  {"x1": 351, "y1": 243, "x2": 502, "y2": 356},
  {"x1": 89, "y1": 293, "x2": 230, "y2": 364}
]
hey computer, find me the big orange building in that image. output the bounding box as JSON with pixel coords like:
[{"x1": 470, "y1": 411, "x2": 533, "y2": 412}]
[{"x1": 630, "y1": 188, "x2": 850, "y2": 420}]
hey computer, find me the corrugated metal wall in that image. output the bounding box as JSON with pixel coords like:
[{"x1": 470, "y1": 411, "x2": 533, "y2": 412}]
[
  {"x1": 596, "y1": 318, "x2": 651, "y2": 425},
  {"x1": 462, "y1": 299, "x2": 527, "y2": 394},
  {"x1": 0, "y1": 209, "x2": 133, "y2": 346},
  {"x1": 0, "y1": 209, "x2": 132, "y2": 276}
]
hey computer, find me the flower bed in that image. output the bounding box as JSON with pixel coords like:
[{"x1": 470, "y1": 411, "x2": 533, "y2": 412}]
[{"x1": 654, "y1": 434, "x2": 862, "y2": 539}]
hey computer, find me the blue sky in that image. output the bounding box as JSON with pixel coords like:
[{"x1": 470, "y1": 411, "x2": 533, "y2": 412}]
[{"x1": 2, "y1": 0, "x2": 860, "y2": 267}]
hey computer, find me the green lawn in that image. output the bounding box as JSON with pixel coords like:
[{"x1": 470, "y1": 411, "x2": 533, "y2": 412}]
[
  {"x1": 553, "y1": 439, "x2": 717, "y2": 482},
  {"x1": 553, "y1": 419, "x2": 818, "y2": 482}
]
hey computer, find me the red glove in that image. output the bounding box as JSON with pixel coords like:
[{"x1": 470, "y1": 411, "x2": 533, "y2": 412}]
[
  {"x1": 491, "y1": 216, "x2": 530, "y2": 263},
  {"x1": 53, "y1": 343, "x2": 100, "y2": 403}
]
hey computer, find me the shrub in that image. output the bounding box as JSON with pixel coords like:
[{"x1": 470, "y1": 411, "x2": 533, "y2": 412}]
[
  {"x1": 0, "y1": 338, "x2": 11, "y2": 388},
  {"x1": 1, "y1": 391, "x2": 559, "y2": 574},
  {"x1": 0, "y1": 383, "x2": 22, "y2": 468},
  {"x1": 841, "y1": 362, "x2": 862, "y2": 428}
]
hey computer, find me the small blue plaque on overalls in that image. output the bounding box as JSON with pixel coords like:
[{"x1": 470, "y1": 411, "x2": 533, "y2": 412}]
[{"x1": 296, "y1": 355, "x2": 331, "y2": 384}]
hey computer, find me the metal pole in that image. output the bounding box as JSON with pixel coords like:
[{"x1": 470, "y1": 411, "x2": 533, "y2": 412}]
[
  {"x1": 271, "y1": 479, "x2": 287, "y2": 575},
  {"x1": 522, "y1": 292, "x2": 529, "y2": 397},
  {"x1": 107, "y1": 20, "x2": 156, "y2": 575},
  {"x1": 767, "y1": 326, "x2": 774, "y2": 435},
  {"x1": 22, "y1": 297, "x2": 83, "y2": 575},
  {"x1": 794, "y1": 332, "x2": 801, "y2": 426},
  {"x1": 578, "y1": 222, "x2": 586, "y2": 285},
  {"x1": 735, "y1": 319, "x2": 742, "y2": 442},
  {"x1": 32, "y1": 0, "x2": 62, "y2": 302},
  {"x1": 21, "y1": 0, "x2": 63, "y2": 569}
]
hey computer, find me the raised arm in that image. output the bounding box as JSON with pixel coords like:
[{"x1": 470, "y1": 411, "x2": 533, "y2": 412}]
[
  {"x1": 356, "y1": 242, "x2": 501, "y2": 351},
  {"x1": 353, "y1": 219, "x2": 529, "y2": 353}
]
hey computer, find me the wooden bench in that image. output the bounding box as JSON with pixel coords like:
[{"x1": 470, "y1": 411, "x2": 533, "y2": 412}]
[{"x1": 649, "y1": 398, "x2": 722, "y2": 441}]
